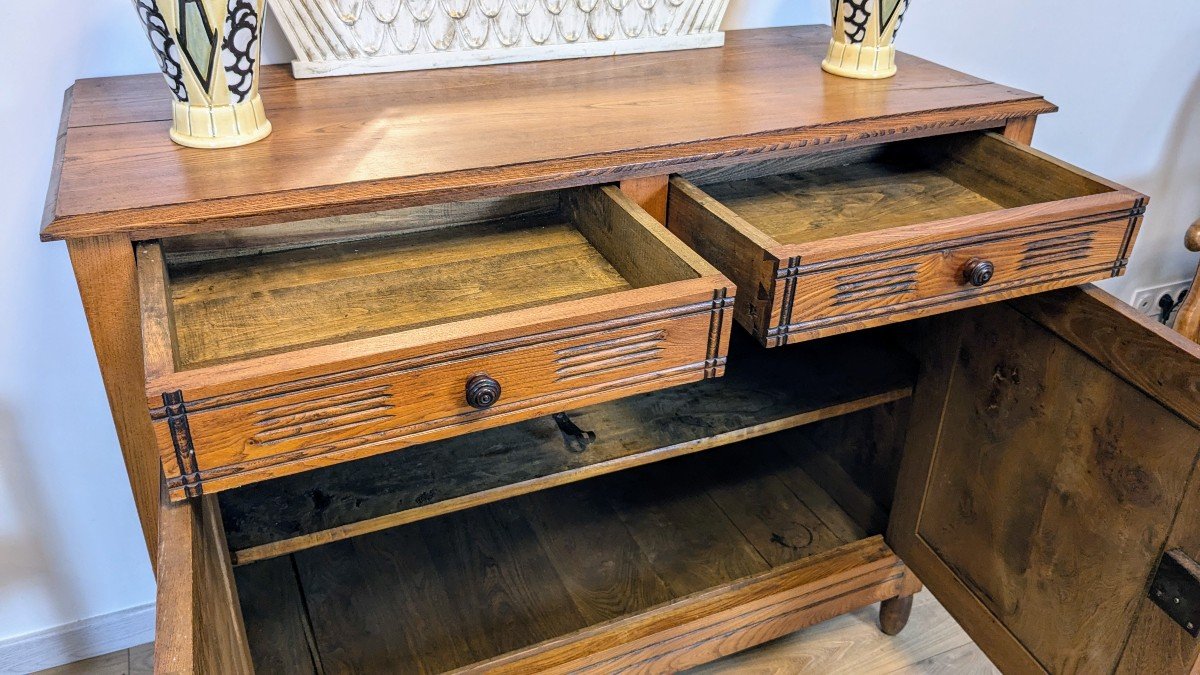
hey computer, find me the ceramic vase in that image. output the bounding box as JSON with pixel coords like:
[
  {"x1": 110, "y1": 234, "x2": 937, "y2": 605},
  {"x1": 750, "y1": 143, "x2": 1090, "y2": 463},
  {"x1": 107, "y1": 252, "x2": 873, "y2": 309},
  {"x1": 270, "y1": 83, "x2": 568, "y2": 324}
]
[
  {"x1": 132, "y1": 0, "x2": 272, "y2": 148},
  {"x1": 822, "y1": 0, "x2": 909, "y2": 80}
]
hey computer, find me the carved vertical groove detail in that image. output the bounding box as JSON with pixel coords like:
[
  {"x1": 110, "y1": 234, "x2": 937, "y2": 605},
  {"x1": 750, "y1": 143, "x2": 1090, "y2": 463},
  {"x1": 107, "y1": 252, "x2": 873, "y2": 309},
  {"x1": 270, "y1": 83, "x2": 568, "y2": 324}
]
[
  {"x1": 777, "y1": 255, "x2": 802, "y2": 347},
  {"x1": 705, "y1": 287, "x2": 731, "y2": 378},
  {"x1": 163, "y1": 390, "x2": 203, "y2": 498}
]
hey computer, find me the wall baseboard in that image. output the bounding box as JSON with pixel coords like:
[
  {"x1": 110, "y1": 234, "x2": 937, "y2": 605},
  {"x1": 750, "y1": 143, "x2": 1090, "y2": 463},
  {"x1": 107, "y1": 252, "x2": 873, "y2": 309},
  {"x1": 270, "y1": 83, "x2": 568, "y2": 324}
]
[{"x1": 0, "y1": 603, "x2": 154, "y2": 673}]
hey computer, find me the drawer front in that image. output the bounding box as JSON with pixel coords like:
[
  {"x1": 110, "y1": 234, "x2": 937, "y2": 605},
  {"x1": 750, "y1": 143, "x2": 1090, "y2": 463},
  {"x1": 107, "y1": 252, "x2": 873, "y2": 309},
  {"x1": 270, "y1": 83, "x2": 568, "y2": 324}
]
[
  {"x1": 766, "y1": 216, "x2": 1136, "y2": 345},
  {"x1": 154, "y1": 294, "x2": 732, "y2": 498},
  {"x1": 668, "y1": 132, "x2": 1148, "y2": 348}
]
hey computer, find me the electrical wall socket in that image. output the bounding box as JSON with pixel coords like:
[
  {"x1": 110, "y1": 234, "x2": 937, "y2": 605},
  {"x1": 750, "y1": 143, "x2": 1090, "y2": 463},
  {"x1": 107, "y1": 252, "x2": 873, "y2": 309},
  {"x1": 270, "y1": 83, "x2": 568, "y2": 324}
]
[{"x1": 1131, "y1": 280, "x2": 1192, "y2": 318}]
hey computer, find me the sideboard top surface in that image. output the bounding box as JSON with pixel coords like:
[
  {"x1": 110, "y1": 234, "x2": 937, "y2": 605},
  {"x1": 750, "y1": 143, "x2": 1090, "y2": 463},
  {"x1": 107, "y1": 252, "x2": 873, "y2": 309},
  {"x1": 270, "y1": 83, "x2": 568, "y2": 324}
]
[{"x1": 41, "y1": 25, "x2": 1055, "y2": 242}]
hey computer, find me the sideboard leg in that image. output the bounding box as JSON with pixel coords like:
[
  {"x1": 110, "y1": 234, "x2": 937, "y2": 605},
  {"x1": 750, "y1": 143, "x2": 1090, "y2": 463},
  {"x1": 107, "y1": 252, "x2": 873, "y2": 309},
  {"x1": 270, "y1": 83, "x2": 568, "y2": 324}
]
[
  {"x1": 879, "y1": 593, "x2": 915, "y2": 636},
  {"x1": 67, "y1": 234, "x2": 161, "y2": 571}
]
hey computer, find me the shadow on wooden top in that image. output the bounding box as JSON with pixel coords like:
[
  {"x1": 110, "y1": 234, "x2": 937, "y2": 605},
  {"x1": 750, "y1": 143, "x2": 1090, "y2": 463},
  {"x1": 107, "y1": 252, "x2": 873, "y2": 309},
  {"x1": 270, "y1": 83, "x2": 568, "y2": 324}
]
[{"x1": 41, "y1": 25, "x2": 1055, "y2": 242}]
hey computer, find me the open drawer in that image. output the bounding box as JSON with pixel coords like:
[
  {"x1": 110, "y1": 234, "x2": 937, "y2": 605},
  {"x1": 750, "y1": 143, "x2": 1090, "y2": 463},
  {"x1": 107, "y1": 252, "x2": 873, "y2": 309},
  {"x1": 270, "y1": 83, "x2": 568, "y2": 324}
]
[
  {"x1": 137, "y1": 186, "x2": 732, "y2": 500},
  {"x1": 667, "y1": 131, "x2": 1147, "y2": 346}
]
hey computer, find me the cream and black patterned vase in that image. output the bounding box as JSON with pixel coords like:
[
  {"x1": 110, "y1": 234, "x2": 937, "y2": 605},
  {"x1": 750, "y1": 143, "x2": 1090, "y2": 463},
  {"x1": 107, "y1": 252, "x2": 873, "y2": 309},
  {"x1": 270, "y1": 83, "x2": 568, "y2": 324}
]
[
  {"x1": 822, "y1": 0, "x2": 909, "y2": 80},
  {"x1": 132, "y1": 0, "x2": 271, "y2": 148}
]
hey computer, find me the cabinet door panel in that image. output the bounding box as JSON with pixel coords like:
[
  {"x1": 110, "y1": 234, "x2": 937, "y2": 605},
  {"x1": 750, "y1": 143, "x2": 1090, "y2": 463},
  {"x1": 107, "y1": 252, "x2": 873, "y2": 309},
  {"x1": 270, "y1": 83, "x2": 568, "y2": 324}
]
[
  {"x1": 154, "y1": 487, "x2": 253, "y2": 674},
  {"x1": 890, "y1": 285, "x2": 1200, "y2": 674}
]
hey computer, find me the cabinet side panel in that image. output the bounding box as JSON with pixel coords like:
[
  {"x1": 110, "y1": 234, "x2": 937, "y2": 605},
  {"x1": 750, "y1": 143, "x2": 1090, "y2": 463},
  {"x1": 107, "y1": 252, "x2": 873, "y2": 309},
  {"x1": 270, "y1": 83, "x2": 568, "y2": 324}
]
[{"x1": 67, "y1": 234, "x2": 161, "y2": 567}]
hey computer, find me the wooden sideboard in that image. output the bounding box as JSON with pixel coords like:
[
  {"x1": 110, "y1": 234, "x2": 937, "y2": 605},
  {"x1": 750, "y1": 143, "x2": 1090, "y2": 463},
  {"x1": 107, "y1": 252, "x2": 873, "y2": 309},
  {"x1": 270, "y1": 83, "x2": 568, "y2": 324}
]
[{"x1": 43, "y1": 26, "x2": 1200, "y2": 674}]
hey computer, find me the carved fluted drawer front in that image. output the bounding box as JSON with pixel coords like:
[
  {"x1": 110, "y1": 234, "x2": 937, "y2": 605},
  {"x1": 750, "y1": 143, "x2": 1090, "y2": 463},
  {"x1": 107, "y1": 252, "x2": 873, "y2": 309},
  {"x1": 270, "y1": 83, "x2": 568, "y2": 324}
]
[
  {"x1": 667, "y1": 131, "x2": 1146, "y2": 346},
  {"x1": 137, "y1": 186, "x2": 732, "y2": 500}
]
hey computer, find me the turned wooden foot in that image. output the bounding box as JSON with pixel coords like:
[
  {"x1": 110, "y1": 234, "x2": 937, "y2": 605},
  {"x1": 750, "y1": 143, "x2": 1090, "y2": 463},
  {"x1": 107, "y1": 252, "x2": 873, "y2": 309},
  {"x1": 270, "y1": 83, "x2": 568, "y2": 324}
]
[{"x1": 879, "y1": 594, "x2": 914, "y2": 636}]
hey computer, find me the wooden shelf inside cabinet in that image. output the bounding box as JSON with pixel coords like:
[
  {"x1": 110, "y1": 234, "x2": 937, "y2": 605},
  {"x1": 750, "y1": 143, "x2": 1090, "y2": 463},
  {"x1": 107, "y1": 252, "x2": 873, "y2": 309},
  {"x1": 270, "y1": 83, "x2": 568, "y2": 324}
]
[
  {"x1": 219, "y1": 328, "x2": 917, "y2": 565},
  {"x1": 233, "y1": 442, "x2": 918, "y2": 674},
  {"x1": 669, "y1": 132, "x2": 1147, "y2": 346},
  {"x1": 138, "y1": 186, "x2": 733, "y2": 500}
]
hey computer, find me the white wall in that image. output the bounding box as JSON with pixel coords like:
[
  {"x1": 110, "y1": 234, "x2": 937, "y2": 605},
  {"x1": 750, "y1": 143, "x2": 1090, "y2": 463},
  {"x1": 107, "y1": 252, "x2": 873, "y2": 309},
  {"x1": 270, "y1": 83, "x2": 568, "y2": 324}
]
[{"x1": 0, "y1": 0, "x2": 1196, "y2": 654}]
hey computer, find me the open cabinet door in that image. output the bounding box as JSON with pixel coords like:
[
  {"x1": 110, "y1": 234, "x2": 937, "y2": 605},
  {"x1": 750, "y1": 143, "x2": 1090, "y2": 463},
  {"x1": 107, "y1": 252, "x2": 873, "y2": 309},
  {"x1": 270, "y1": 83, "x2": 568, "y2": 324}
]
[
  {"x1": 153, "y1": 485, "x2": 254, "y2": 674},
  {"x1": 890, "y1": 285, "x2": 1200, "y2": 674}
]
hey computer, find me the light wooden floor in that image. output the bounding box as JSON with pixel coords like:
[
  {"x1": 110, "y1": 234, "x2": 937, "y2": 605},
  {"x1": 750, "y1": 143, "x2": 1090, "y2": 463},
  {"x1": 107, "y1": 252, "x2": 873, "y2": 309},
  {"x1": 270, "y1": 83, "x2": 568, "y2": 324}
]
[
  {"x1": 33, "y1": 642, "x2": 153, "y2": 675},
  {"x1": 35, "y1": 590, "x2": 996, "y2": 674},
  {"x1": 696, "y1": 590, "x2": 999, "y2": 674}
]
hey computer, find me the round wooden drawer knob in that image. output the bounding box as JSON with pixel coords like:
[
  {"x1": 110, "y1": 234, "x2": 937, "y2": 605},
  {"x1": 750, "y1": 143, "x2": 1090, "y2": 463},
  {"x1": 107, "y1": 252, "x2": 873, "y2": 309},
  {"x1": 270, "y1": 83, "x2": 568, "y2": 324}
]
[
  {"x1": 465, "y1": 374, "x2": 502, "y2": 409},
  {"x1": 962, "y1": 258, "x2": 995, "y2": 287}
]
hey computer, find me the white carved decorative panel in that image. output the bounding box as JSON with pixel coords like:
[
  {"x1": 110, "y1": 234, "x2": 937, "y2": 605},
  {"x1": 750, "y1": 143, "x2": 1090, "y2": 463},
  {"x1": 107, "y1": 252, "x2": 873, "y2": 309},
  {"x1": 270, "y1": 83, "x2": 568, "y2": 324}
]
[{"x1": 269, "y1": 0, "x2": 728, "y2": 77}]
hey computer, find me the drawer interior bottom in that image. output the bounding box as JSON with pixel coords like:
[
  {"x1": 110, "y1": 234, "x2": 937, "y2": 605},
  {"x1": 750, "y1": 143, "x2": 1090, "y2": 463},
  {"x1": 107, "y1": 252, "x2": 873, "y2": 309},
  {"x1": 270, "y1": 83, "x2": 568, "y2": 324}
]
[
  {"x1": 695, "y1": 134, "x2": 1112, "y2": 247},
  {"x1": 234, "y1": 440, "x2": 899, "y2": 673},
  {"x1": 707, "y1": 162, "x2": 1003, "y2": 245},
  {"x1": 166, "y1": 215, "x2": 633, "y2": 368}
]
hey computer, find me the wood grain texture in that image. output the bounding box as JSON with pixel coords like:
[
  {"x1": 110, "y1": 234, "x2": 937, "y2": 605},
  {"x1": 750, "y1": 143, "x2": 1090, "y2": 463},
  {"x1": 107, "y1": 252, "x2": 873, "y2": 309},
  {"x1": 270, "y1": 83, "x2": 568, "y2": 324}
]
[
  {"x1": 698, "y1": 450, "x2": 849, "y2": 569},
  {"x1": 159, "y1": 191, "x2": 562, "y2": 263},
  {"x1": 66, "y1": 235, "x2": 161, "y2": 566},
  {"x1": 893, "y1": 642, "x2": 1000, "y2": 675},
  {"x1": 1001, "y1": 116, "x2": 1037, "y2": 145},
  {"x1": 667, "y1": 176, "x2": 781, "y2": 337},
  {"x1": 469, "y1": 537, "x2": 916, "y2": 674},
  {"x1": 153, "y1": 295, "x2": 729, "y2": 499},
  {"x1": 167, "y1": 216, "x2": 631, "y2": 367},
  {"x1": 234, "y1": 446, "x2": 916, "y2": 673},
  {"x1": 818, "y1": 401, "x2": 910, "y2": 520},
  {"x1": 41, "y1": 26, "x2": 1056, "y2": 241},
  {"x1": 219, "y1": 328, "x2": 915, "y2": 563},
  {"x1": 1011, "y1": 285, "x2": 1200, "y2": 428},
  {"x1": 619, "y1": 176, "x2": 670, "y2": 224},
  {"x1": 701, "y1": 163, "x2": 1006, "y2": 246},
  {"x1": 1114, "y1": 452, "x2": 1200, "y2": 674},
  {"x1": 517, "y1": 488, "x2": 675, "y2": 627},
  {"x1": 889, "y1": 292, "x2": 1200, "y2": 674},
  {"x1": 604, "y1": 462, "x2": 773, "y2": 598},
  {"x1": 879, "y1": 594, "x2": 915, "y2": 636},
  {"x1": 1177, "y1": 261, "x2": 1200, "y2": 343},
  {"x1": 153, "y1": 491, "x2": 253, "y2": 675},
  {"x1": 774, "y1": 216, "x2": 1133, "y2": 343},
  {"x1": 41, "y1": 591, "x2": 996, "y2": 675},
  {"x1": 137, "y1": 187, "x2": 732, "y2": 500},
  {"x1": 784, "y1": 401, "x2": 912, "y2": 537},
  {"x1": 917, "y1": 132, "x2": 1117, "y2": 207},
  {"x1": 669, "y1": 132, "x2": 1145, "y2": 346},
  {"x1": 232, "y1": 557, "x2": 319, "y2": 674},
  {"x1": 135, "y1": 243, "x2": 177, "y2": 381},
  {"x1": 695, "y1": 590, "x2": 988, "y2": 674},
  {"x1": 1187, "y1": 216, "x2": 1200, "y2": 252},
  {"x1": 566, "y1": 185, "x2": 713, "y2": 288}
]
